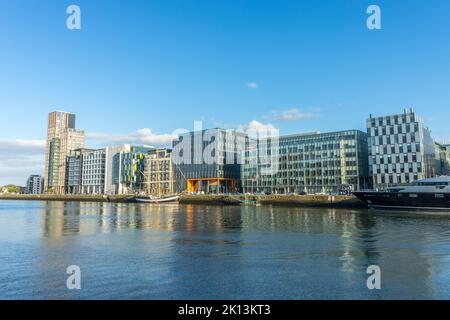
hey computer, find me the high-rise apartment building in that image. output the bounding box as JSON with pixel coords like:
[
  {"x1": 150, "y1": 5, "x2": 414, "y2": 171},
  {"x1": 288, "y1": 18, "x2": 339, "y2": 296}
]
[
  {"x1": 44, "y1": 111, "x2": 85, "y2": 194},
  {"x1": 367, "y1": 109, "x2": 440, "y2": 189}
]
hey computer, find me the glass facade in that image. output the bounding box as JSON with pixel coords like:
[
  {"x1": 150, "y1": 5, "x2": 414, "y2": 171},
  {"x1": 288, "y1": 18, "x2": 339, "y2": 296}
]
[
  {"x1": 44, "y1": 111, "x2": 85, "y2": 194},
  {"x1": 173, "y1": 129, "x2": 246, "y2": 193},
  {"x1": 242, "y1": 130, "x2": 370, "y2": 194},
  {"x1": 65, "y1": 149, "x2": 82, "y2": 194},
  {"x1": 81, "y1": 149, "x2": 106, "y2": 194}
]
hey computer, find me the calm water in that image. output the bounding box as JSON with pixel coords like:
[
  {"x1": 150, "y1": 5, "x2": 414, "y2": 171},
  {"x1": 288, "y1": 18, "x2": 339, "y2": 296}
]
[{"x1": 1, "y1": 200, "x2": 450, "y2": 300}]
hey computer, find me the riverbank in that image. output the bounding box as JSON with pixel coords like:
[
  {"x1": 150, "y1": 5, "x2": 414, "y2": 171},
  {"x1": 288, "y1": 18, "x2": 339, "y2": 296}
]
[
  {"x1": 0, "y1": 193, "x2": 366, "y2": 208},
  {"x1": 0, "y1": 194, "x2": 134, "y2": 203},
  {"x1": 178, "y1": 194, "x2": 366, "y2": 208}
]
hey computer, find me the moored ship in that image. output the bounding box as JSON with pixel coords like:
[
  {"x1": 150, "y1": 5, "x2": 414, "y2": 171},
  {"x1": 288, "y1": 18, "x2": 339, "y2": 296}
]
[{"x1": 353, "y1": 176, "x2": 450, "y2": 210}]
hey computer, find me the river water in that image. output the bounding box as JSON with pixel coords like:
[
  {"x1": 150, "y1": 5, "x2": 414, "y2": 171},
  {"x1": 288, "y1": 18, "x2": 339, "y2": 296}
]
[{"x1": 0, "y1": 200, "x2": 449, "y2": 300}]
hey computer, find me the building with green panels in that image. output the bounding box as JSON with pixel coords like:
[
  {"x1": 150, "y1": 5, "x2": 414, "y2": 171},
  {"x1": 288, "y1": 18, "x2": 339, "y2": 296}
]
[
  {"x1": 119, "y1": 146, "x2": 154, "y2": 194},
  {"x1": 242, "y1": 130, "x2": 370, "y2": 195}
]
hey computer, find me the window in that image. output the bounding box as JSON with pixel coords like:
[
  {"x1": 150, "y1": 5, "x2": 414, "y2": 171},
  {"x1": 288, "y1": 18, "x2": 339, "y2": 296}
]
[{"x1": 435, "y1": 194, "x2": 445, "y2": 199}]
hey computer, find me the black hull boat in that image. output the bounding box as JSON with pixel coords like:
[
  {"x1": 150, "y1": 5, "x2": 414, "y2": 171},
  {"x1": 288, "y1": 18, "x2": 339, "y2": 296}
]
[
  {"x1": 353, "y1": 191, "x2": 450, "y2": 210},
  {"x1": 353, "y1": 176, "x2": 450, "y2": 210}
]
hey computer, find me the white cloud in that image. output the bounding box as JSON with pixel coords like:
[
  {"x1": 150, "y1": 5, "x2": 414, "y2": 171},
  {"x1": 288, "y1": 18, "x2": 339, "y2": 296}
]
[
  {"x1": 266, "y1": 108, "x2": 318, "y2": 121},
  {"x1": 87, "y1": 128, "x2": 177, "y2": 148},
  {"x1": 237, "y1": 120, "x2": 278, "y2": 139},
  {"x1": 0, "y1": 139, "x2": 45, "y2": 186},
  {"x1": 246, "y1": 82, "x2": 259, "y2": 89}
]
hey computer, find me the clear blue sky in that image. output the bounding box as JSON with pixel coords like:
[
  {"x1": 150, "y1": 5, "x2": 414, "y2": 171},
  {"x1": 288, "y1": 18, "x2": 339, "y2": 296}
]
[{"x1": 1, "y1": 0, "x2": 450, "y2": 184}]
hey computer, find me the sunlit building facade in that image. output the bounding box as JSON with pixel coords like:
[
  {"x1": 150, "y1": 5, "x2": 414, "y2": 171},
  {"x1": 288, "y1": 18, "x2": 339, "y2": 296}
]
[
  {"x1": 44, "y1": 111, "x2": 85, "y2": 194},
  {"x1": 367, "y1": 109, "x2": 441, "y2": 189},
  {"x1": 25, "y1": 175, "x2": 44, "y2": 194},
  {"x1": 119, "y1": 146, "x2": 154, "y2": 194},
  {"x1": 144, "y1": 149, "x2": 174, "y2": 195},
  {"x1": 173, "y1": 129, "x2": 246, "y2": 193},
  {"x1": 66, "y1": 149, "x2": 83, "y2": 194},
  {"x1": 81, "y1": 149, "x2": 106, "y2": 194},
  {"x1": 242, "y1": 130, "x2": 370, "y2": 194}
]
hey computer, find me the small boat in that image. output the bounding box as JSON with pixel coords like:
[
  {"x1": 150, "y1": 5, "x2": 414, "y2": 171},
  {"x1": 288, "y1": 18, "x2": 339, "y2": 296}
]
[
  {"x1": 353, "y1": 176, "x2": 450, "y2": 210},
  {"x1": 135, "y1": 195, "x2": 180, "y2": 203}
]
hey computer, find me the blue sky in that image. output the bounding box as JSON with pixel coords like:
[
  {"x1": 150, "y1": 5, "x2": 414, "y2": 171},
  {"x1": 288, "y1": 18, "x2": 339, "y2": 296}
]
[{"x1": 1, "y1": 0, "x2": 450, "y2": 184}]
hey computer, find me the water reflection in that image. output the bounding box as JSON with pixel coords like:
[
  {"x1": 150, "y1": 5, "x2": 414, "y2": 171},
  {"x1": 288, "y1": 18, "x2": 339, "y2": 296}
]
[{"x1": 1, "y1": 200, "x2": 449, "y2": 299}]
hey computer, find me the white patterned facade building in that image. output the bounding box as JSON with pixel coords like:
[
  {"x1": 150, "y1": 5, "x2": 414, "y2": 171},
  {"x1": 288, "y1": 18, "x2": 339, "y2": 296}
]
[{"x1": 367, "y1": 109, "x2": 442, "y2": 189}]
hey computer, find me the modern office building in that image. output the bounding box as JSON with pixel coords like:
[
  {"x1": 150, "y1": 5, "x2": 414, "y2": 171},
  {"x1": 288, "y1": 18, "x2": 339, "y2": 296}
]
[
  {"x1": 143, "y1": 149, "x2": 174, "y2": 195},
  {"x1": 118, "y1": 146, "x2": 154, "y2": 194},
  {"x1": 65, "y1": 149, "x2": 83, "y2": 194},
  {"x1": 81, "y1": 149, "x2": 106, "y2": 194},
  {"x1": 173, "y1": 129, "x2": 247, "y2": 193},
  {"x1": 242, "y1": 130, "x2": 370, "y2": 194},
  {"x1": 65, "y1": 148, "x2": 106, "y2": 194},
  {"x1": 104, "y1": 144, "x2": 132, "y2": 195},
  {"x1": 25, "y1": 175, "x2": 44, "y2": 194},
  {"x1": 44, "y1": 111, "x2": 85, "y2": 194},
  {"x1": 435, "y1": 142, "x2": 450, "y2": 176},
  {"x1": 367, "y1": 109, "x2": 441, "y2": 189}
]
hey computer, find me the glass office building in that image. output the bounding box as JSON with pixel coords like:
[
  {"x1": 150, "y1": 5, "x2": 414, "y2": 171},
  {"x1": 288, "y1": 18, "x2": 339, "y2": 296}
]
[
  {"x1": 119, "y1": 146, "x2": 154, "y2": 194},
  {"x1": 65, "y1": 149, "x2": 83, "y2": 194},
  {"x1": 81, "y1": 149, "x2": 106, "y2": 194},
  {"x1": 172, "y1": 129, "x2": 246, "y2": 193},
  {"x1": 144, "y1": 149, "x2": 174, "y2": 195},
  {"x1": 242, "y1": 130, "x2": 370, "y2": 194}
]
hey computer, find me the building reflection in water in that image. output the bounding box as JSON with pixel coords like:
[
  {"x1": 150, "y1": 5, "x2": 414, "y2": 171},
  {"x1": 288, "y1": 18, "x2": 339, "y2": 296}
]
[
  {"x1": 41, "y1": 202, "x2": 184, "y2": 238},
  {"x1": 36, "y1": 201, "x2": 444, "y2": 299}
]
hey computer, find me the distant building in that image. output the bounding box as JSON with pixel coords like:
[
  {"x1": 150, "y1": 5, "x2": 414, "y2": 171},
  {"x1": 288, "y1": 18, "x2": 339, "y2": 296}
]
[
  {"x1": 144, "y1": 149, "x2": 174, "y2": 195},
  {"x1": 25, "y1": 175, "x2": 44, "y2": 194},
  {"x1": 44, "y1": 111, "x2": 85, "y2": 194},
  {"x1": 367, "y1": 109, "x2": 440, "y2": 189},
  {"x1": 242, "y1": 130, "x2": 370, "y2": 194},
  {"x1": 435, "y1": 143, "x2": 450, "y2": 176}
]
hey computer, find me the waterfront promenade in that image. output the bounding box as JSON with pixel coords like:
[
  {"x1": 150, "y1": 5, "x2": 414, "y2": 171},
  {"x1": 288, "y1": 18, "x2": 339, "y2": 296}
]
[{"x1": 0, "y1": 193, "x2": 365, "y2": 208}]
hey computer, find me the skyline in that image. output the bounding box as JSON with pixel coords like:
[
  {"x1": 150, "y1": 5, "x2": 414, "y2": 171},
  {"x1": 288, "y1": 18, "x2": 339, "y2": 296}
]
[{"x1": 1, "y1": 0, "x2": 450, "y2": 185}]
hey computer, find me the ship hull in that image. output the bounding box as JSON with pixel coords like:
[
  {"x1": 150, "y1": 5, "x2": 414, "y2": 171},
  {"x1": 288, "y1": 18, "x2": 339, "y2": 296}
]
[
  {"x1": 353, "y1": 192, "x2": 450, "y2": 210},
  {"x1": 135, "y1": 195, "x2": 180, "y2": 203}
]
